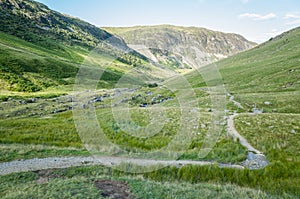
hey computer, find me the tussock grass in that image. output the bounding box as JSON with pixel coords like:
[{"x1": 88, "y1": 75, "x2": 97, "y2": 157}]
[{"x1": 0, "y1": 165, "x2": 287, "y2": 199}]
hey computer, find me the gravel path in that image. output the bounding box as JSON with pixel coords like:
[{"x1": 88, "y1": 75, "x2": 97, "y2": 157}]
[{"x1": 0, "y1": 156, "x2": 244, "y2": 176}]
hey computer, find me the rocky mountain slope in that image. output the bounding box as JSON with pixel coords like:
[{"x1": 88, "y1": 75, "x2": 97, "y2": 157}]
[{"x1": 104, "y1": 25, "x2": 256, "y2": 68}]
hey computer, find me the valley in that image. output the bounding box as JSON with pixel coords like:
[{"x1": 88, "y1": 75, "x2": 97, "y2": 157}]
[{"x1": 0, "y1": 0, "x2": 299, "y2": 198}]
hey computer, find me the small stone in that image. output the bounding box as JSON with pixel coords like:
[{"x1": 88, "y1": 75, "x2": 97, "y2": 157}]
[
  {"x1": 290, "y1": 129, "x2": 296, "y2": 134},
  {"x1": 264, "y1": 101, "x2": 271, "y2": 105},
  {"x1": 247, "y1": 152, "x2": 256, "y2": 160}
]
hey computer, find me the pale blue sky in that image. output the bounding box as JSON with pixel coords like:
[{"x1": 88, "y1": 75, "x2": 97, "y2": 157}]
[{"x1": 35, "y1": 0, "x2": 300, "y2": 43}]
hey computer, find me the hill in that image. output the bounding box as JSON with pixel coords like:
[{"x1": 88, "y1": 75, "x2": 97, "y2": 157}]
[
  {"x1": 0, "y1": 0, "x2": 163, "y2": 95},
  {"x1": 185, "y1": 26, "x2": 300, "y2": 113},
  {"x1": 104, "y1": 25, "x2": 256, "y2": 69}
]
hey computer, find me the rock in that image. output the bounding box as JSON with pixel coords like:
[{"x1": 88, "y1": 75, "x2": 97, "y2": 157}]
[
  {"x1": 140, "y1": 103, "x2": 148, "y2": 108},
  {"x1": 92, "y1": 96, "x2": 103, "y2": 103},
  {"x1": 18, "y1": 100, "x2": 27, "y2": 105},
  {"x1": 290, "y1": 129, "x2": 296, "y2": 134},
  {"x1": 252, "y1": 108, "x2": 263, "y2": 114},
  {"x1": 242, "y1": 152, "x2": 268, "y2": 170},
  {"x1": 53, "y1": 109, "x2": 67, "y2": 114},
  {"x1": 247, "y1": 152, "x2": 256, "y2": 160},
  {"x1": 264, "y1": 101, "x2": 271, "y2": 105},
  {"x1": 146, "y1": 91, "x2": 153, "y2": 95}
]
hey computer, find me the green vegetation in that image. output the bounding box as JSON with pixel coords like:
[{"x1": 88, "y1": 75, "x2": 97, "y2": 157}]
[
  {"x1": 0, "y1": 0, "x2": 300, "y2": 198},
  {"x1": 0, "y1": 0, "x2": 167, "y2": 95},
  {"x1": 235, "y1": 113, "x2": 300, "y2": 162},
  {"x1": 0, "y1": 144, "x2": 89, "y2": 163},
  {"x1": 0, "y1": 0, "x2": 112, "y2": 49},
  {"x1": 218, "y1": 29, "x2": 300, "y2": 94},
  {"x1": 0, "y1": 165, "x2": 290, "y2": 198},
  {"x1": 145, "y1": 162, "x2": 299, "y2": 197},
  {"x1": 0, "y1": 107, "x2": 247, "y2": 163},
  {"x1": 0, "y1": 112, "x2": 81, "y2": 148}
]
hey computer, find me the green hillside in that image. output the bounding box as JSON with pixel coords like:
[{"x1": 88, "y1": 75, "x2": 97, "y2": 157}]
[
  {"x1": 0, "y1": 0, "x2": 165, "y2": 96},
  {"x1": 186, "y1": 26, "x2": 300, "y2": 113}
]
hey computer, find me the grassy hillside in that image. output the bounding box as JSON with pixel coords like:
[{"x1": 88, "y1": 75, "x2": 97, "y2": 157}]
[
  {"x1": 0, "y1": 0, "x2": 114, "y2": 48},
  {"x1": 0, "y1": 0, "x2": 168, "y2": 96},
  {"x1": 186, "y1": 26, "x2": 300, "y2": 113}
]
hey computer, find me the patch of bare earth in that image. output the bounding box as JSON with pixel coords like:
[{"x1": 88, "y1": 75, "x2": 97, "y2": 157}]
[{"x1": 94, "y1": 179, "x2": 135, "y2": 199}]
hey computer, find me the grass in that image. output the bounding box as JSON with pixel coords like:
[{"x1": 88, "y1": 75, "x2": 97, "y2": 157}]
[
  {"x1": 145, "y1": 162, "x2": 300, "y2": 197},
  {"x1": 0, "y1": 6, "x2": 299, "y2": 198},
  {"x1": 0, "y1": 144, "x2": 89, "y2": 163},
  {"x1": 184, "y1": 27, "x2": 300, "y2": 116},
  {"x1": 0, "y1": 165, "x2": 290, "y2": 199},
  {"x1": 233, "y1": 91, "x2": 300, "y2": 113},
  {"x1": 0, "y1": 107, "x2": 247, "y2": 163},
  {"x1": 0, "y1": 30, "x2": 166, "y2": 95},
  {"x1": 234, "y1": 113, "x2": 300, "y2": 162},
  {"x1": 0, "y1": 112, "x2": 82, "y2": 148}
]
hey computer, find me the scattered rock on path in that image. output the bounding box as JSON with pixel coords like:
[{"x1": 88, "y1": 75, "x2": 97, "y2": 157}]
[{"x1": 242, "y1": 152, "x2": 268, "y2": 170}]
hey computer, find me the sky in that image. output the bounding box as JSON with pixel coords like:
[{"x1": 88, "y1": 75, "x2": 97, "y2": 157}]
[{"x1": 35, "y1": 0, "x2": 300, "y2": 43}]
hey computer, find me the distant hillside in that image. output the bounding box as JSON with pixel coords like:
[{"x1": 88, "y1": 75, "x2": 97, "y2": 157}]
[{"x1": 104, "y1": 25, "x2": 256, "y2": 68}]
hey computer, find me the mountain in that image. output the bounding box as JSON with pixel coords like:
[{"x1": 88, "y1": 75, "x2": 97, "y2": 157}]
[{"x1": 104, "y1": 25, "x2": 256, "y2": 69}]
